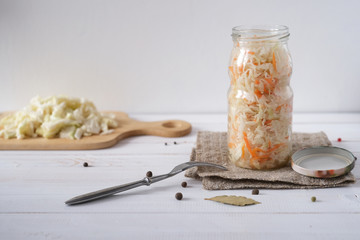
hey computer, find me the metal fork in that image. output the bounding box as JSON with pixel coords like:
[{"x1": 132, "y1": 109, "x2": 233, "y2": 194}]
[{"x1": 65, "y1": 161, "x2": 227, "y2": 205}]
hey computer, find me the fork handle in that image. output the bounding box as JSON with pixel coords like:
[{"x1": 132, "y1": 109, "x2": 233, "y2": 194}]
[
  {"x1": 65, "y1": 173, "x2": 173, "y2": 205},
  {"x1": 65, "y1": 177, "x2": 151, "y2": 205}
]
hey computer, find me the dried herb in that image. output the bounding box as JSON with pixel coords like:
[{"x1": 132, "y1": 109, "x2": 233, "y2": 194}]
[
  {"x1": 205, "y1": 195, "x2": 260, "y2": 206},
  {"x1": 311, "y1": 196, "x2": 316, "y2": 202}
]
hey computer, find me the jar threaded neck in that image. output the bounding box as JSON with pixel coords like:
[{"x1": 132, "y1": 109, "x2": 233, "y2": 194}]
[{"x1": 232, "y1": 25, "x2": 289, "y2": 41}]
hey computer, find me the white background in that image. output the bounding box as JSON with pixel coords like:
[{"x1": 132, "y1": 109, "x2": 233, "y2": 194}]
[{"x1": 0, "y1": 0, "x2": 359, "y2": 113}]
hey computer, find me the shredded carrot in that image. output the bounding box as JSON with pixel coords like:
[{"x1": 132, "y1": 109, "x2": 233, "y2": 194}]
[
  {"x1": 248, "y1": 51, "x2": 255, "y2": 55},
  {"x1": 257, "y1": 153, "x2": 271, "y2": 158},
  {"x1": 238, "y1": 64, "x2": 243, "y2": 74},
  {"x1": 254, "y1": 79, "x2": 260, "y2": 85},
  {"x1": 264, "y1": 120, "x2": 272, "y2": 126},
  {"x1": 241, "y1": 144, "x2": 245, "y2": 158},
  {"x1": 272, "y1": 52, "x2": 277, "y2": 72},
  {"x1": 267, "y1": 143, "x2": 285, "y2": 152},
  {"x1": 264, "y1": 77, "x2": 273, "y2": 86},
  {"x1": 253, "y1": 142, "x2": 284, "y2": 155},
  {"x1": 241, "y1": 132, "x2": 285, "y2": 165},
  {"x1": 253, "y1": 147, "x2": 267, "y2": 153},
  {"x1": 285, "y1": 136, "x2": 289, "y2": 139},
  {"x1": 257, "y1": 156, "x2": 272, "y2": 163},
  {"x1": 245, "y1": 112, "x2": 253, "y2": 121},
  {"x1": 243, "y1": 132, "x2": 255, "y2": 157},
  {"x1": 237, "y1": 42, "x2": 240, "y2": 47},
  {"x1": 228, "y1": 142, "x2": 236, "y2": 149},
  {"x1": 233, "y1": 57, "x2": 237, "y2": 62},
  {"x1": 254, "y1": 89, "x2": 262, "y2": 99},
  {"x1": 276, "y1": 105, "x2": 282, "y2": 111},
  {"x1": 251, "y1": 154, "x2": 271, "y2": 163}
]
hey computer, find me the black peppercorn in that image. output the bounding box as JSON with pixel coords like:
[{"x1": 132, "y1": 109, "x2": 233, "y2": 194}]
[
  {"x1": 164, "y1": 142, "x2": 168, "y2": 146},
  {"x1": 146, "y1": 171, "x2": 153, "y2": 178},
  {"x1": 181, "y1": 182, "x2": 187, "y2": 188},
  {"x1": 175, "y1": 192, "x2": 183, "y2": 200},
  {"x1": 252, "y1": 189, "x2": 259, "y2": 195},
  {"x1": 83, "y1": 162, "x2": 89, "y2": 167},
  {"x1": 174, "y1": 141, "x2": 177, "y2": 145}
]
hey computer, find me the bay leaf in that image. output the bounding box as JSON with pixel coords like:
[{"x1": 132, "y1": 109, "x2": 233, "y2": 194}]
[{"x1": 205, "y1": 195, "x2": 260, "y2": 206}]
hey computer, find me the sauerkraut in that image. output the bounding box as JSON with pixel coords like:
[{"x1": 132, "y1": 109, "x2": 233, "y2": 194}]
[
  {"x1": 0, "y1": 95, "x2": 118, "y2": 139},
  {"x1": 228, "y1": 29, "x2": 293, "y2": 170}
]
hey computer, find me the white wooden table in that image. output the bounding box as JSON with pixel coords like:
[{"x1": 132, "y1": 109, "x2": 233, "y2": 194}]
[{"x1": 1, "y1": 113, "x2": 359, "y2": 240}]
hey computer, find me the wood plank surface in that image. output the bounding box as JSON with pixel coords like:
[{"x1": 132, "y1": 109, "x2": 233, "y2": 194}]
[
  {"x1": 0, "y1": 113, "x2": 359, "y2": 240},
  {"x1": 2, "y1": 213, "x2": 359, "y2": 240}
]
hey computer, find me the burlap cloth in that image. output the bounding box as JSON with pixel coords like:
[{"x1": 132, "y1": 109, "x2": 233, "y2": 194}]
[{"x1": 185, "y1": 131, "x2": 355, "y2": 189}]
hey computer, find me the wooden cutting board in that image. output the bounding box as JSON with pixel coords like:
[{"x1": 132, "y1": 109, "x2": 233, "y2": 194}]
[{"x1": 0, "y1": 112, "x2": 192, "y2": 150}]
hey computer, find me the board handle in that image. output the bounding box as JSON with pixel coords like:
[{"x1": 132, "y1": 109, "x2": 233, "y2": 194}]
[{"x1": 131, "y1": 120, "x2": 192, "y2": 138}]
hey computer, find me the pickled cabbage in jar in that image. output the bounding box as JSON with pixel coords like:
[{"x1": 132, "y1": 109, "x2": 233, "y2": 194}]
[{"x1": 227, "y1": 25, "x2": 293, "y2": 170}]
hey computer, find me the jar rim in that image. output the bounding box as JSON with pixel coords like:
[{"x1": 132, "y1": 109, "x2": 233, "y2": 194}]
[{"x1": 232, "y1": 25, "x2": 289, "y2": 41}]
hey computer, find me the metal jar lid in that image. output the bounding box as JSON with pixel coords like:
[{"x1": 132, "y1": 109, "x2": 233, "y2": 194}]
[{"x1": 291, "y1": 146, "x2": 356, "y2": 178}]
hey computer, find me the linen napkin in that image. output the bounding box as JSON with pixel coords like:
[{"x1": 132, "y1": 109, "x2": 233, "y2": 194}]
[{"x1": 185, "y1": 131, "x2": 355, "y2": 189}]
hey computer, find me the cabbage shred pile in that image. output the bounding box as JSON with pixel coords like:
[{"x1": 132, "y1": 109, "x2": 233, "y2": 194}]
[
  {"x1": 228, "y1": 38, "x2": 293, "y2": 170},
  {"x1": 0, "y1": 96, "x2": 118, "y2": 139}
]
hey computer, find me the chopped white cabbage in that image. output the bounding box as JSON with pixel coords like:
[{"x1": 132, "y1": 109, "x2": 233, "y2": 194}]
[{"x1": 0, "y1": 96, "x2": 118, "y2": 139}]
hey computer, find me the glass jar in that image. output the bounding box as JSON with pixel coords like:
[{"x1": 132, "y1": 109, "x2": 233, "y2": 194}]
[{"x1": 227, "y1": 25, "x2": 293, "y2": 170}]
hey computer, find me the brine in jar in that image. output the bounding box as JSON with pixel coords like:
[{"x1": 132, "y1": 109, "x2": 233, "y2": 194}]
[{"x1": 228, "y1": 25, "x2": 293, "y2": 170}]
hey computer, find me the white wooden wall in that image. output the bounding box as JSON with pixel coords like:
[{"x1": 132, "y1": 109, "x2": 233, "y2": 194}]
[{"x1": 0, "y1": 0, "x2": 359, "y2": 113}]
